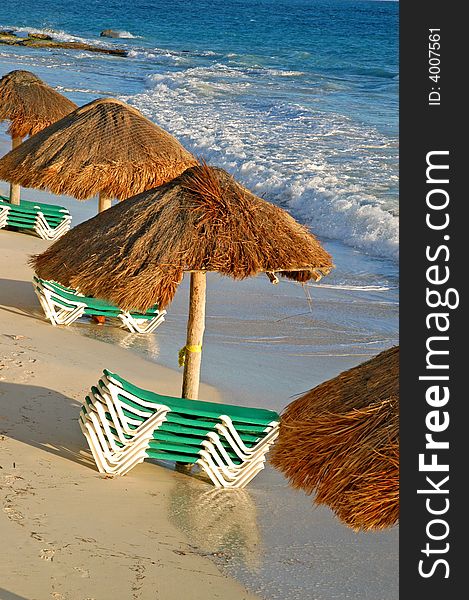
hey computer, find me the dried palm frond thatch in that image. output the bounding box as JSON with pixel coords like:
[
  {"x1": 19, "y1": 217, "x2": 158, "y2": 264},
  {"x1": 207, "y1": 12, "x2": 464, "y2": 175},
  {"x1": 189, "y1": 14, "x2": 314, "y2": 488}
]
[
  {"x1": 269, "y1": 346, "x2": 399, "y2": 531},
  {"x1": 0, "y1": 97, "x2": 198, "y2": 202},
  {"x1": 31, "y1": 164, "x2": 333, "y2": 399},
  {"x1": 31, "y1": 164, "x2": 333, "y2": 310},
  {"x1": 0, "y1": 69, "x2": 77, "y2": 138},
  {"x1": 0, "y1": 69, "x2": 77, "y2": 204}
]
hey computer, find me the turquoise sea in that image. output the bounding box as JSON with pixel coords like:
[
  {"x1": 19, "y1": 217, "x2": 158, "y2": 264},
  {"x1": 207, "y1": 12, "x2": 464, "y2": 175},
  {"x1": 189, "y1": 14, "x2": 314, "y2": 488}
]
[
  {"x1": 0, "y1": 1, "x2": 399, "y2": 598},
  {"x1": 1, "y1": 0, "x2": 399, "y2": 356},
  {"x1": 1, "y1": 0, "x2": 398, "y2": 260}
]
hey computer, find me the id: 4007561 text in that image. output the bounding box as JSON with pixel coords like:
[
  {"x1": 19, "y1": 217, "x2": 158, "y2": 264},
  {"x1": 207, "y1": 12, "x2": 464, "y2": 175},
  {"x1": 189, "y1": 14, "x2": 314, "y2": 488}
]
[{"x1": 428, "y1": 29, "x2": 441, "y2": 106}]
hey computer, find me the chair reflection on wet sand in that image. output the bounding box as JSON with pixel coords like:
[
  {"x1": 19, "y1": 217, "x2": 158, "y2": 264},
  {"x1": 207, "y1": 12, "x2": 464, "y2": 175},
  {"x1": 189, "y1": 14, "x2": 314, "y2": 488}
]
[{"x1": 168, "y1": 479, "x2": 262, "y2": 570}]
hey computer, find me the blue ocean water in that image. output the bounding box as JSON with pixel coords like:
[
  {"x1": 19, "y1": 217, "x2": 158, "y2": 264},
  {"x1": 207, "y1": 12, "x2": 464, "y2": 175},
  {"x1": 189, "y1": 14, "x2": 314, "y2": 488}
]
[{"x1": 1, "y1": 0, "x2": 398, "y2": 263}]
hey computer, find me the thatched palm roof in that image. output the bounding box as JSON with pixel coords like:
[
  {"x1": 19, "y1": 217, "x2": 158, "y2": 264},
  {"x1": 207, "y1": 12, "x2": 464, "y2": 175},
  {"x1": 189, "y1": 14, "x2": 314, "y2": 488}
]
[
  {"x1": 269, "y1": 345, "x2": 399, "y2": 531},
  {"x1": 0, "y1": 97, "x2": 197, "y2": 200},
  {"x1": 0, "y1": 70, "x2": 77, "y2": 138},
  {"x1": 31, "y1": 164, "x2": 333, "y2": 310}
]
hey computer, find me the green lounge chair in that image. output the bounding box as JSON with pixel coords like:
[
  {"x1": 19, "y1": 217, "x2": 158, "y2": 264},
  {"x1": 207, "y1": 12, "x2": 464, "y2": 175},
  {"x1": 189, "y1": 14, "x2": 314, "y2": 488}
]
[
  {"x1": 0, "y1": 196, "x2": 72, "y2": 240},
  {"x1": 33, "y1": 276, "x2": 166, "y2": 334},
  {"x1": 79, "y1": 370, "x2": 280, "y2": 488}
]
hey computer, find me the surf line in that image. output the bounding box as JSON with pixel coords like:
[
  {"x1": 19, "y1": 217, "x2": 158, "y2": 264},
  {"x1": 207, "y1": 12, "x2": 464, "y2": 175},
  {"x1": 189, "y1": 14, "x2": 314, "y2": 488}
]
[{"x1": 417, "y1": 150, "x2": 458, "y2": 580}]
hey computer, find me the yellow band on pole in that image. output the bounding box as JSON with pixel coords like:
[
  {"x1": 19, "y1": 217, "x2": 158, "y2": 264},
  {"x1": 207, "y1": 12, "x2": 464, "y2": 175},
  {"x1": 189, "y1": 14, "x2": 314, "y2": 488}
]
[{"x1": 178, "y1": 344, "x2": 202, "y2": 367}]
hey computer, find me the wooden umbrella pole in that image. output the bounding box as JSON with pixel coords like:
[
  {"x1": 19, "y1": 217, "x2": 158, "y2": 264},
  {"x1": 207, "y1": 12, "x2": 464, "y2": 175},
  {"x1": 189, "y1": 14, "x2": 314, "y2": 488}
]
[
  {"x1": 181, "y1": 271, "x2": 206, "y2": 400},
  {"x1": 8, "y1": 135, "x2": 23, "y2": 205},
  {"x1": 98, "y1": 192, "x2": 112, "y2": 213}
]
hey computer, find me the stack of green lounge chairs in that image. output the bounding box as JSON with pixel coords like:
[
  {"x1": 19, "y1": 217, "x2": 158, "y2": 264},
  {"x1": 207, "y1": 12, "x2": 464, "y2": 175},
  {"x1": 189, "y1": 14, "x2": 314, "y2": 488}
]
[
  {"x1": 0, "y1": 196, "x2": 72, "y2": 240},
  {"x1": 33, "y1": 276, "x2": 166, "y2": 334},
  {"x1": 79, "y1": 370, "x2": 280, "y2": 488}
]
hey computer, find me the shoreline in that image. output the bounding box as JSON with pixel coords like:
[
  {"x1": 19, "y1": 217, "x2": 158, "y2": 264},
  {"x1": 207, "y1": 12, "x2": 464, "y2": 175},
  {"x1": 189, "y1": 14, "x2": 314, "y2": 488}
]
[
  {"x1": 0, "y1": 167, "x2": 399, "y2": 413},
  {"x1": 1, "y1": 224, "x2": 399, "y2": 600},
  {"x1": 0, "y1": 230, "x2": 259, "y2": 600}
]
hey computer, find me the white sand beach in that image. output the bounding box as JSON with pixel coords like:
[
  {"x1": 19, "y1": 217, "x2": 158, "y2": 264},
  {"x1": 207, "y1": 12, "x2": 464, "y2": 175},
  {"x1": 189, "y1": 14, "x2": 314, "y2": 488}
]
[
  {"x1": 0, "y1": 224, "x2": 398, "y2": 600},
  {"x1": 0, "y1": 230, "x2": 259, "y2": 600}
]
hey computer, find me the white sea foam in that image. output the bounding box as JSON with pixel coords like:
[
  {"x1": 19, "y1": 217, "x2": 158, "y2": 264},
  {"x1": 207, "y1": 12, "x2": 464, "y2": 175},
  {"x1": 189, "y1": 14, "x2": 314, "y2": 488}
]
[
  {"x1": 127, "y1": 47, "x2": 220, "y2": 62},
  {"x1": 105, "y1": 30, "x2": 138, "y2": 39},
  {"x1": 2, "y1": 23, "x2": 398, "y2": 264},
  {"x1": 313, "y1": 284, "x2": 394, "y2": 292},
  {"x1": 5, "y1": 25, "x2": 112, "y2": 47},
  {"x1": 125, "y1": 66, "x2": 399, "y2": 262},
  {"x1": 127, "y1": 49, "x2": 192, "y2": 65},
  {"x1": 55, "y1": 85, "x2": 112, "y2": 96},
  {"x1": 126, "y1": 48, "x2": 304, "y2": 76}
]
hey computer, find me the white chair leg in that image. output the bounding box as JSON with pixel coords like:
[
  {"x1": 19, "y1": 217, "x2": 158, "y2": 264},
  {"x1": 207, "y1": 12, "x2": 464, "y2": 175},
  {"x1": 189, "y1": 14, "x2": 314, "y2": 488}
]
[
  {"x1": 100, "y1": 378, "x2": 171, "y2": 427},
  {"x1": 79, "y1": 414, "x2": 110, "y2": 474},
  {"x1": 80, "y1": 414, "x2": 157, "y2": 475},
  {"x1": 84, "y1": 401, "x2": 126, "y2": 454},
  {"x1": 197, "y1": 453, "x2": 265, "y2": 489},
  {"x1": 34, "y1": 282, "x2": 85, "y2": 326},
  {"x1": 82, "y1": 408, "x2": 166, "y2": 475},
  {"x1": 213, "y1": 422, "x2": 279, "y2": 460},
  {"x1": 217, "y1": 415, "x2": 279, "y2": 456},
  {"x1": 0, "y1": 206, "x2": 10, "y2": 228},
  {"x1": 84, "y1": 392, "x2": 168, "y2": 450},
  {"x1": 96, "y1": 383, "x2": 167, "y2": 435},
  {"x1": 34, "y1": 213, "x2": 71, "y2": 241},
  {"x1": 201, "y1": 440, "x2": 266, "y2": 477},
  {"x1": 118, "y1": 310, "x2": 166, "y2": 334},
  {"x1": 89, "y1": 389, "x2": 133, "y2": 445}
]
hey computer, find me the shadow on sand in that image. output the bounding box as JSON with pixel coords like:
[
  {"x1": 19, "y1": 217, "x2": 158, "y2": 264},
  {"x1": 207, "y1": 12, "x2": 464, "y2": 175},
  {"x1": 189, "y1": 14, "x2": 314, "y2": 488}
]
[
  {"x1": 0, "y1": 278, "x2": 45, "y2": 321},
  {"x1": 0, "y1": 587, "x2": 33, "y2": 600},
  {"x1": 0, "y1": 278, "x2": 38, "y2": 306},
  {"x1": 0, "y1": 381, "x2": 94, "y2": 469},
  {"x1": 0, "y1": 381, "x2": 265, "y2": 572}
]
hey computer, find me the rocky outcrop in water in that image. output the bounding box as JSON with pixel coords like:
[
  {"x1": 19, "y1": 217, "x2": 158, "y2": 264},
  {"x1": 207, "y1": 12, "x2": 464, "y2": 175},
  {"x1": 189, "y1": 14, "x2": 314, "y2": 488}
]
[
  {"x1": 27, "y1": 32, "x2": 53, "y2": 40},
  {"x1": 0, "y1": 30, "x2": 127, "y2": 57},
  {"x1": 100, "y1": 29, "x2": 122, "y2": 38}
]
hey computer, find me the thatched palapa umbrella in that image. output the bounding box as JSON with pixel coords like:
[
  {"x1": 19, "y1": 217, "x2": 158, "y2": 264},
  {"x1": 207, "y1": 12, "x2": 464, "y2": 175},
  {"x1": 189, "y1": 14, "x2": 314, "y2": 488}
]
[
  {"x1": 31, "y1": 164, "x2": 333, "y2": 399},
  {"x1": 0, "y1": 97, "x2": 197, "y2": 213},
  {"x1": 0, "y1": 69, "x2": 77, "y2": 204},
  {"x1": 269, "y1": 346, "x2": 399, "y2": 531}
]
